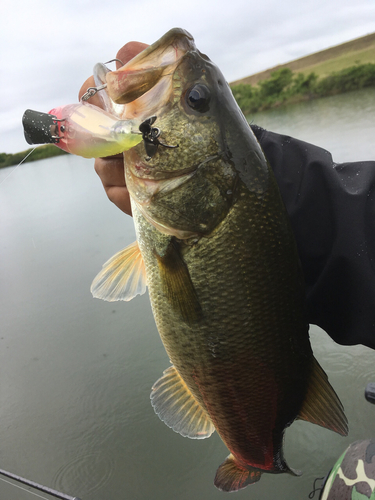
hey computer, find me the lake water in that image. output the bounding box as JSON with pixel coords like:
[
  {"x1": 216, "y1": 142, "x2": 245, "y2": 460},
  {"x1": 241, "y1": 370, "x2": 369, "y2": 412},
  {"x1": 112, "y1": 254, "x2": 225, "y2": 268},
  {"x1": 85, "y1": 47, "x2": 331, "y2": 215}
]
[{"x1": 1, "y1": 88, "x2": 375, "y2": 500}]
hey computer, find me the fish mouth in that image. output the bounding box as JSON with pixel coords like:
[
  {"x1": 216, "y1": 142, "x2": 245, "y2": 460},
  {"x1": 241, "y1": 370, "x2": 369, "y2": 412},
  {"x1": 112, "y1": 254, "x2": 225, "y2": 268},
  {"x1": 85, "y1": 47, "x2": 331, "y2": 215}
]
[{"x1": 106, "y1": 28, "x2": 195, "y2": 105}]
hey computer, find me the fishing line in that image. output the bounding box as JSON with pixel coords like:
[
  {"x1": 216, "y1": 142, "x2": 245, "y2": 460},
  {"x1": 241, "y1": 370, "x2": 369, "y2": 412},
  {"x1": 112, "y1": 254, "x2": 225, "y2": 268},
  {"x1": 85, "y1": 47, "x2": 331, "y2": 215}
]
[
  {"x1": 0, "y1": 147, "x2": 36, "y2": 186},
  {"x1": 308, "y1": 476, "x2": 325, "y2": 498},
  {"x1": 0, "y1": 475, "x2": 50, "y2": 500}
]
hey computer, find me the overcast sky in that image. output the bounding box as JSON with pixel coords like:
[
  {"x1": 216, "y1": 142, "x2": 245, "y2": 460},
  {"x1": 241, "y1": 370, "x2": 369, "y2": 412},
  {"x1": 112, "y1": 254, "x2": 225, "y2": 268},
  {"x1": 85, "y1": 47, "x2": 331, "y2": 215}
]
[{"x1": 2, "y1": 0, "x2": 375, "y2": 153}]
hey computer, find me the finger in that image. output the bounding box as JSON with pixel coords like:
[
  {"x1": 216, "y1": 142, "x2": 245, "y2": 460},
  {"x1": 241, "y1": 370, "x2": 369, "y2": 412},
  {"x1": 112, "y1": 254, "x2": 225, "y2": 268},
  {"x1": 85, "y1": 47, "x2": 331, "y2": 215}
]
[
  {"x1": 82, "y1": 41, "x2": 150, "y2": 218},
  {"x1": 106, "y1": 185, "x2": 132, "y2": 216},
  {"x1": 116, "y1": 42, "x2": 149, "y2": 68},
  {"x1": 94, "y1": 157, "x2": 132, "y2": 215},
  {"x1": 78, "y1": 42, "x2": 149, "y2": 104},
  {"x1": 95, "y1": 155, "x2": 125, "y2": 187}
]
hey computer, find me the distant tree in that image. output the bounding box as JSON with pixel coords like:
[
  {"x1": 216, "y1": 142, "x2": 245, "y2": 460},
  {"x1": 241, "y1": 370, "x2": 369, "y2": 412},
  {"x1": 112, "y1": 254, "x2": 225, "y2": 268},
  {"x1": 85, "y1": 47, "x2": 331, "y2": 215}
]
[
  {"x1": 291, "y1": 72, "x2": 318, "y2": 95},
  {"x1": 259, "y1": 68, "x2": 293, "y2": 98}
]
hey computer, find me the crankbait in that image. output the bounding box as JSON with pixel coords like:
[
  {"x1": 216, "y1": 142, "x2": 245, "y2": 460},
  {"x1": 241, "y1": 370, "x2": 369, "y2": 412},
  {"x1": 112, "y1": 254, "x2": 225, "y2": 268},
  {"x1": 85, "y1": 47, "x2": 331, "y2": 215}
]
[{"x1": 22, "y1": 101, "x2": 143, "y2": 159}]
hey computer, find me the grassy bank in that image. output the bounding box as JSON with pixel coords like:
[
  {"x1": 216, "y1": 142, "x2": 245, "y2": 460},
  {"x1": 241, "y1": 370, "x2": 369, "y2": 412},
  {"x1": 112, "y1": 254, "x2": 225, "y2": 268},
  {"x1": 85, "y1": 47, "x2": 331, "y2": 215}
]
[
  {"x1": 231, "y1": 32, "x2": 375, "y2": 87},
  {"x1": 0, "y1": 144, "x2": 69, "y2": 169},
  {"x1": 231, "y1": 63, "x2": 375, "y2": 114}
]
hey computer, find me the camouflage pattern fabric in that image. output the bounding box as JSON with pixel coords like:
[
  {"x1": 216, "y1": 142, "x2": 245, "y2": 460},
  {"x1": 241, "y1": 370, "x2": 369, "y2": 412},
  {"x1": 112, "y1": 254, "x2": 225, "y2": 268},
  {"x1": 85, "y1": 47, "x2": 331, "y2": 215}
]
[{"x1": 320, "y1": 439, "x2": 375, "y2": 499}]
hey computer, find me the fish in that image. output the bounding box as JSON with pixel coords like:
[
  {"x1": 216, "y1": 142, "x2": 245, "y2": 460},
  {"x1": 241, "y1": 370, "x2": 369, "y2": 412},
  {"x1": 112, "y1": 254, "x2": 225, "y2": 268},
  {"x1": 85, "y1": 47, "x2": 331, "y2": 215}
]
[{"x1": 90, "y1": 28, "x2": 348, "y2": 492}]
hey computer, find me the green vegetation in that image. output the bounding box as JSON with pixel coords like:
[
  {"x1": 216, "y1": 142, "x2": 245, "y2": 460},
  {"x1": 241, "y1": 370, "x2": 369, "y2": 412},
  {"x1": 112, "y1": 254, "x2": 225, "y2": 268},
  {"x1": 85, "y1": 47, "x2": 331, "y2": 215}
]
[
  {"x1": 231, "y1": 63, "x2": 375, "y2": 114},
  {"x1": 0, "y1": 144, "x2": 69, "y2": 169}
]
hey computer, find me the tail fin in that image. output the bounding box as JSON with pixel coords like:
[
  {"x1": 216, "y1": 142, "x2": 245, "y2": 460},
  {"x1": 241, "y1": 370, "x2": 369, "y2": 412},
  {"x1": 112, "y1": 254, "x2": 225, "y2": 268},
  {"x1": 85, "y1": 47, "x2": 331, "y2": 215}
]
[{"x1": 214, "y1": 454, "x2": 262, "y2": 492}]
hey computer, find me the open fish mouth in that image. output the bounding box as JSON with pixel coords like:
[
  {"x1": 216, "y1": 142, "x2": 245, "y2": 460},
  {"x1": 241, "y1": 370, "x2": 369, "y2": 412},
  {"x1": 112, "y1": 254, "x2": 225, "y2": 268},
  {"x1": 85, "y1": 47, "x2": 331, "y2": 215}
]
[{"x1": 106, "y1": 28, "x2": 195, "y2": 105}]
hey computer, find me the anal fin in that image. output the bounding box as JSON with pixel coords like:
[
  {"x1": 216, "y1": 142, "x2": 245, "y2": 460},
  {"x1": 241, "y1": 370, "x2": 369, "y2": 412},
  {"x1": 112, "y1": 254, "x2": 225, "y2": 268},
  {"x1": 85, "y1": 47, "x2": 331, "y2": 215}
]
[
  {"x1": 214, "y1": 454, "x2": 262, "y2": 492},
  {"x1": 298, "y1": 357, "x2": 348, "y2": 436},
  {"x1": 150, "y1": 365, "x2": 215, "y2": 439},
  {"x1": 90, "y1": 240, "x2": 146, "y2": 302}
]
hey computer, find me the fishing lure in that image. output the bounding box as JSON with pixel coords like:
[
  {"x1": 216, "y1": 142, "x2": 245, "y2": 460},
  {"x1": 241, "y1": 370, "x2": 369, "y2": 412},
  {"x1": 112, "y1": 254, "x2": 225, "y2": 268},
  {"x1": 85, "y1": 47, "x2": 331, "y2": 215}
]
[
  {"x1": 22, "y1": 101, "x2": 143, "y2": 159},
  {"x1": 22, "y1": 58, "x2": 145, "y2": 159}
]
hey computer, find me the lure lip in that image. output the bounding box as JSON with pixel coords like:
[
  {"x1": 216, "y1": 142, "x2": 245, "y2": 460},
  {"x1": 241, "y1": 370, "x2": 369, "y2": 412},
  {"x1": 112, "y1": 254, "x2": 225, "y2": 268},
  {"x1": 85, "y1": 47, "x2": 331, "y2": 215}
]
[{"x1": 22, "y1": 109, "x2": 62, "y2": 145}]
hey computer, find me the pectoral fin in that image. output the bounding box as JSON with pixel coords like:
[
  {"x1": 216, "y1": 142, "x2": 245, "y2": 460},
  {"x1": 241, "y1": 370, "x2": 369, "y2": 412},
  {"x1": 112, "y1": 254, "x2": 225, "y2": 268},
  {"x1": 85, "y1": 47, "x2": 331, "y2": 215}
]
[
  {"x1": 90, "y1": 241, "x2": 146, "y2": 302},
  {"x1": 298, "y1": 357, "x2": 348, "y2": 436},
  {"x1": 150, "y1": 365, "x2": 215, "y2": 439},
  {"x1": 155, "y1": 240, "x2": 202, "y2": 323},
  {"x1": 214, "y1": 454, "x2": 262, "y2": 492}
]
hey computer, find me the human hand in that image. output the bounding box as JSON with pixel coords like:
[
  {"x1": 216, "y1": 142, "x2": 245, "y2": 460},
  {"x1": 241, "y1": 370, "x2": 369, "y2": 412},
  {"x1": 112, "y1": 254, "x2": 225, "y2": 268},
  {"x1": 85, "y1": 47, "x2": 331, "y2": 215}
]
[{"x1": 78, "y1": 42, "x2": 149, "y2": 216}]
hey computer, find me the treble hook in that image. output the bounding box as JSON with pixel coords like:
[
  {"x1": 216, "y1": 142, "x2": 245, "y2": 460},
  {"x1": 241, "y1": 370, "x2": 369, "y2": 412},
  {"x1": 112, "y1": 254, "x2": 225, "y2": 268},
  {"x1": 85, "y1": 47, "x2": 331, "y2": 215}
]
[
  {"x1": 81, "y1": 83, "x2": 108, "y2": 101},
  {"x1": 81, "y1": 58, "x2": 125, "y2": 101},
  {"x1": 139, "y1": 116, "x2": 179, "y2": 161}
]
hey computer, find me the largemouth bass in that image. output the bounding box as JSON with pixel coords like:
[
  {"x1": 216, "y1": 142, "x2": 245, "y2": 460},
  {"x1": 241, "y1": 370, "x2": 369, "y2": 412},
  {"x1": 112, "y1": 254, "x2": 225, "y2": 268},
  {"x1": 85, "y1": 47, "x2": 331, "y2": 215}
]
[{"x1": 91, "y1": 28, "x2": 348, "y2": 492}]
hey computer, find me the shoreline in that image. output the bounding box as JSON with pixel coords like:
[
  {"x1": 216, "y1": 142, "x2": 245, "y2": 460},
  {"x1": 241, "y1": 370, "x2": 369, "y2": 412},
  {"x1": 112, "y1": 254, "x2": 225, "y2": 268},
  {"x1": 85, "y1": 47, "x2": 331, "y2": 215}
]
[
  {"x1": 230, "y1": 63, "x2": 375, "y2": 115},
  {"x1": 0, "y1": 144, "x2": 69, "y2": 169}
]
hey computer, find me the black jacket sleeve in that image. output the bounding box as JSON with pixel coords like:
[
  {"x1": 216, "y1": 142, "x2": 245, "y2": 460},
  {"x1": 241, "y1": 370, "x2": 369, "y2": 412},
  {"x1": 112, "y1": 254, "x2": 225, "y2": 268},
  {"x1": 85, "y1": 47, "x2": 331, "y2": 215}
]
[{"x1": 251, "y1": 125, "x2": 375, "y2": 350}]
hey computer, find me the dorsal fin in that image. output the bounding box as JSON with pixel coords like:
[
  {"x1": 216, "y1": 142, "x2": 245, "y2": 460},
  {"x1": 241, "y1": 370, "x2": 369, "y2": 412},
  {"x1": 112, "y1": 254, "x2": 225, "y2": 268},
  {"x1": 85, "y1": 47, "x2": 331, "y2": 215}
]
[
  {"x1": 90, "y1": 241, "x2": 146, "y2": 302},
  {"x1": 298, "y1": 357, "x2": 348, "y2": 436},
  {"x1": 155, "y1": 239, "x2": 202, "y2": 323},
  {"x1": 150, "y1": 365, "x2": 215, "y2": 439}
]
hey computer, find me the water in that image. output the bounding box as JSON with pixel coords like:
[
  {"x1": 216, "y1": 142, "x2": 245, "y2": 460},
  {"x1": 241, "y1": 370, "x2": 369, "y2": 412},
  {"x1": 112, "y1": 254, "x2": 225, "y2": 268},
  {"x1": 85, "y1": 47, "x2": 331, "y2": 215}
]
[
  {"x1": 248, "y1": 87, "x2": 375, "y2": 163},
  {"x1": 1, "y1": 88, "x2": 375, "y2": 500}
]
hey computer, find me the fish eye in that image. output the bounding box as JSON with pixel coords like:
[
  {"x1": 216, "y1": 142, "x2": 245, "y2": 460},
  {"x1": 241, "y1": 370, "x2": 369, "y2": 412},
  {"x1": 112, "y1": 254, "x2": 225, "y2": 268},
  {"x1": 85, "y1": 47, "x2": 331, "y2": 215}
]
[{"x1": 186, "y1": 84, "x2": 210, "y2": 113}]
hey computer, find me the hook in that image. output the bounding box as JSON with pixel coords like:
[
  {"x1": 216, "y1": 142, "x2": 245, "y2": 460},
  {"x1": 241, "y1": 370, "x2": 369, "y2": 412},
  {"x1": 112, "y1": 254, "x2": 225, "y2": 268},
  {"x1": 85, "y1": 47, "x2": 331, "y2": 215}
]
[
  {"x1": 139, "y1": 116, "x2": 179, "y2": 161},
  {"x1": 81, "y1": 83, "x2": 108, "y2": 102},
  {"x1": 104, "y1": 58, "x2": 124, "y2": 66},
  {"x1": 81, "y1": 58, "x2": 124, "y2": 102}
]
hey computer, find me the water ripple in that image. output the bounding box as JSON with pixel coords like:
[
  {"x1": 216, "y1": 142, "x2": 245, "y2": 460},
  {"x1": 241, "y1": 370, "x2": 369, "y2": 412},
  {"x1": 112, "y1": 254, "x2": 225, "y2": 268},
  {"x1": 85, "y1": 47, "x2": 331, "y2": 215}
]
[{"x1": 53, "y1": 451, "x2": 115, "y2": 495}]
